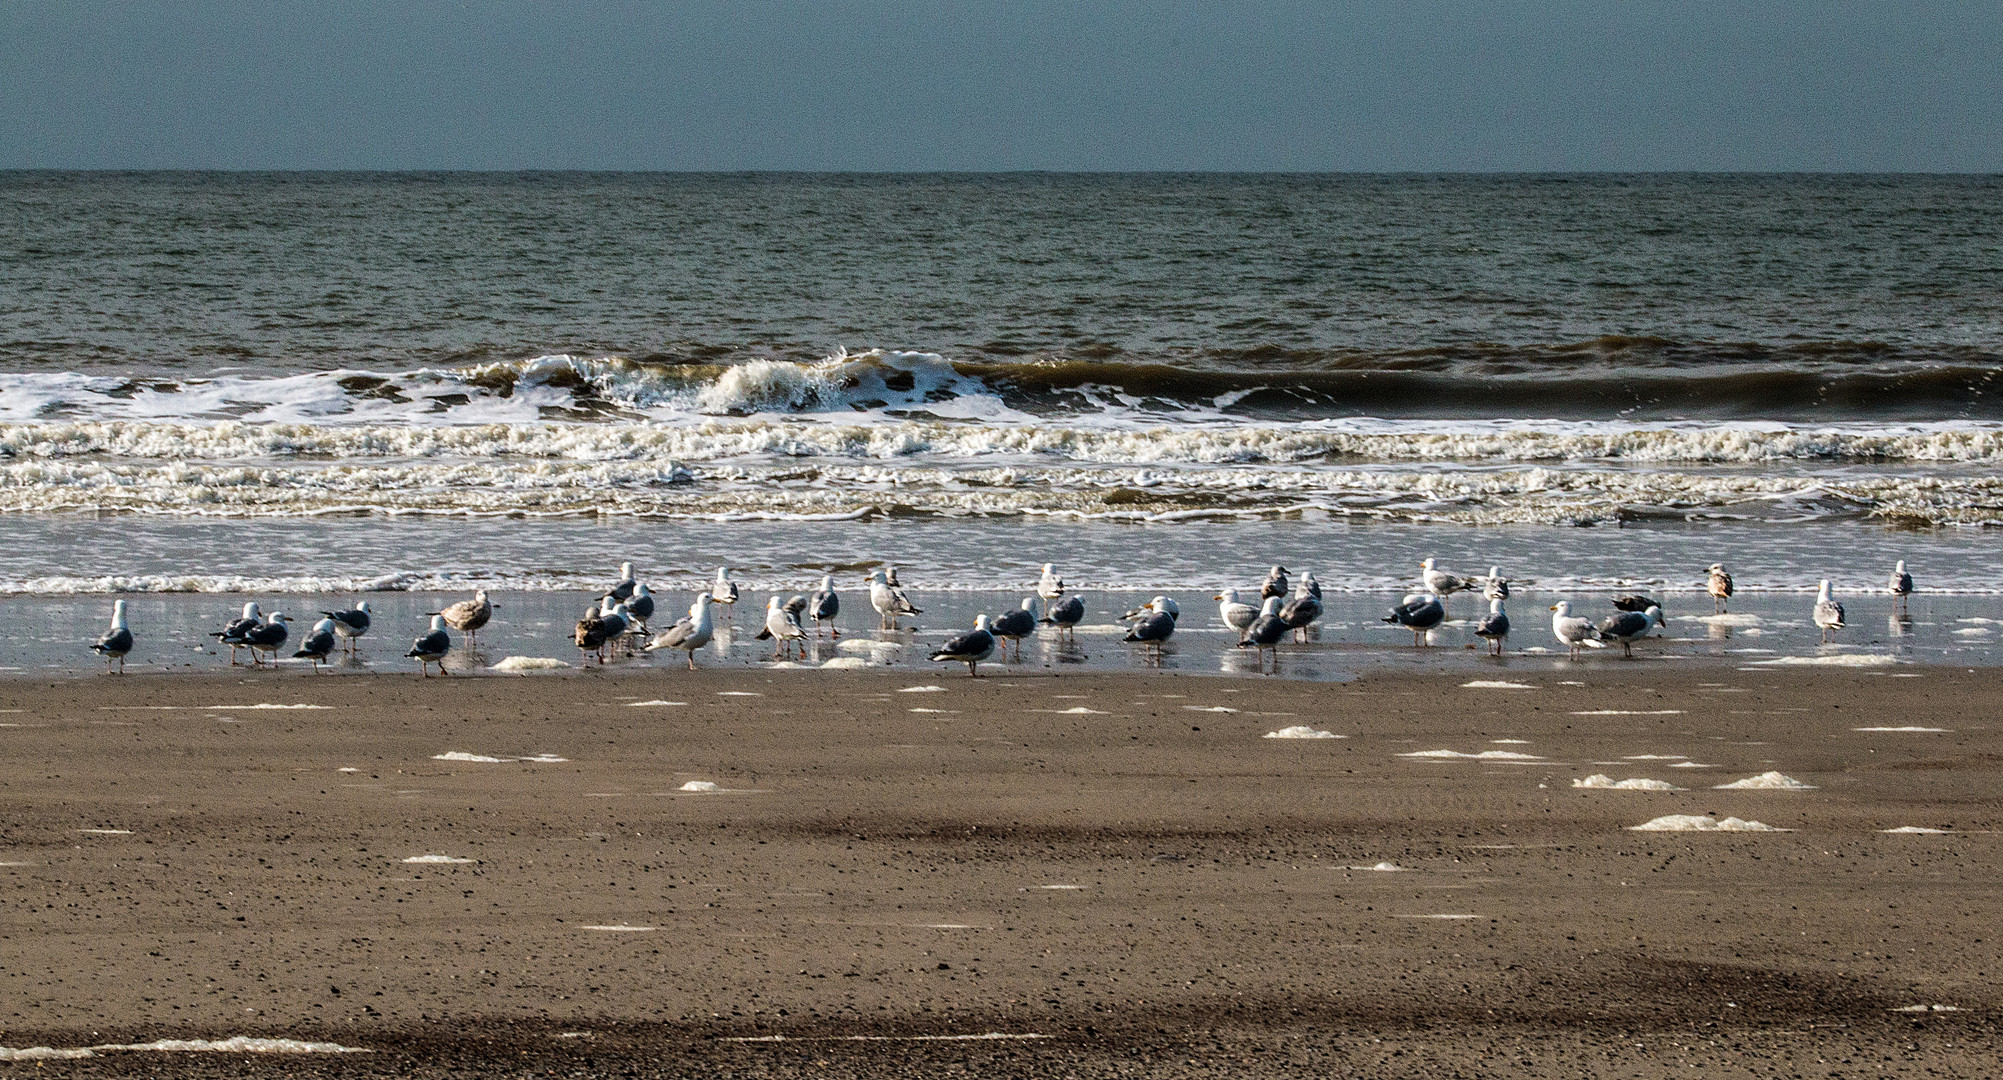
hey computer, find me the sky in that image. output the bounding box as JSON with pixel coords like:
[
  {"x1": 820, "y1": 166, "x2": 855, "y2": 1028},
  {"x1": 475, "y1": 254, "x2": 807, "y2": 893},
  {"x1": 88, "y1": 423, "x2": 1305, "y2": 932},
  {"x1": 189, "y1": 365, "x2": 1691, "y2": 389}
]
[{"x1": 4, "y1": 1, "x2": 2000, "y2": 172}]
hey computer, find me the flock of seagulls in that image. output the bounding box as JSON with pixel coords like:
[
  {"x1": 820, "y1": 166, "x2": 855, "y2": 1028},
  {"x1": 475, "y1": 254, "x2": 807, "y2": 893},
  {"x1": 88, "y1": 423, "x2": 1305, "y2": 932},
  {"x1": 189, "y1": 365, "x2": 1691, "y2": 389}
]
[{"x1": 79, "y1": 556, "x2": 1925, "y2": 676}]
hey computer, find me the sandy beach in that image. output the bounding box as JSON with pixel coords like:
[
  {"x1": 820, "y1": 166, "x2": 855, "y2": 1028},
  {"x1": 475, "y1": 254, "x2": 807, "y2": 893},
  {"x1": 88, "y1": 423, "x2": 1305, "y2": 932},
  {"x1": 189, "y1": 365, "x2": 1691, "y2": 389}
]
[{"x1": 0, "y1": 665, "x2": 1998, "y2": 1076}]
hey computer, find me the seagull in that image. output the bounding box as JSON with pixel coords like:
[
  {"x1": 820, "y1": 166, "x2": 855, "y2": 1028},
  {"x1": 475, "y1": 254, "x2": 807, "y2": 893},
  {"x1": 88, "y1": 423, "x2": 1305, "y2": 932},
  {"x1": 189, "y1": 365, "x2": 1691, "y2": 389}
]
[
  {"x1": 609, "y1": 562, "x2": 639, "y2": 602},
  {"x1": 594, "y1": 596, "x2": 642, "y2": 655},
  {"x1": 624, "y1": 584, "x2": 655, "y2": 632},
  {"x1": 755, "y1": 595, "x2": 807, "y2": 659},
  {"x1": 1298, "y1": 570, "x2": 1322, "y2": 600},
  {"x1": 322, "y1": 601, "x2": 371, "y2": 653},
  {"x1": 1813, "y1": 579, "x2": 1846, "y2": 643},
  {"x1": 1279, "y1": 584, "x2": 1323, "y2": 643},
  {"x1": 1259, "y1": 566, "x2": 1290, "y2": 601},
  {"x1": 885, "y1": 566, "x2": 904, "y2": 588},
  {"x1": 1238, "y1": 596, "x2": 1288, "y2": 671},
  {"x1": 1383, "y1": 593, "x2": 1445, "y2": 646},
  {"x1": 1597, "y1": 605, "x2": 1666, "y2": 658},
  {"x1": 1473, "y1": 598, "x2": 1509, "y2": 655},
  {"x1": 1037, "y1": 563, "x2": 1065, "y2": 600},
  {"x1": 1888, "y1": 561, "x2": 1913, "y2": 611},
  {"x1": 1420, "y1": 558, "x2": 1474, "y2": 601},
  {"x1": 646, "y1": 592, "x2": 715, "y2": 670},
  {"x1": 406, "y1": 614, "x2": 451, "y2": 677},
  {"x1": 867, "y1": 568, "x2": 921, "y2": 629},
  {"x1": 243, "y1": 613, "x2": 292, "y2": 667},
  {"x1": 783, "y1": 594, "x2": 810, "y2": 624},
  {"x1": 710, "y1": 567, "x2": 740, "y2": 609},
  {"x1": 293, "y1": 617, "x2": 338, "y2": 670},
  {"x1": 574, "y1": 603, "x2": 616, "y2": 664},
  {"x1": 90, "y1": 600, "x2": 134, "y2": 674},
  {"x1": 439, "y1": 589, "x2": 492, "y2": 644},
  {"x1": 1707, "y1": 563, "x2": 1734, "y2": 613},
  {"x1": 1483, "y1": 567, "x2": 1510, "y2": 602},
  {"x1": 931, "y1": 614, "x2": 996, "y2": 677},
  {"x1": 1611, "y1": 593, "x2": 1663, "y2": 614},
  {"x1": 991, "y1": 598, "x2": 1039, "y2": 659},
  {"x1": 1123, "y1": 598, "x2": 1178, "y2": 662},
  {"x1": 1040, "y1": 593, "x2": 1085, "y2": 638},
  {"x1": 809, "y1": 574, "x2": 841, "y2": 637},
  {"x1": 1214, "y1": 588, "x2": 1258, "y2": 634},
  {"x1": 1549, "y1": 601, "x2": 1598, "y2": 659},
  {"x1": 212, "y1": 601, "x2": 263, "y2": 664}
]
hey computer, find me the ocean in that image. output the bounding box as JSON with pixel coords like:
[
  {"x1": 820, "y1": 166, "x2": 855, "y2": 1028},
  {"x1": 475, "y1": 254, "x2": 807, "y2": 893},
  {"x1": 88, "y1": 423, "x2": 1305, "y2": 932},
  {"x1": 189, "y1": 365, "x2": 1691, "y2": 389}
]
[{"x1": 2, "y1": 172, "x2": 1999, "y2": 672}]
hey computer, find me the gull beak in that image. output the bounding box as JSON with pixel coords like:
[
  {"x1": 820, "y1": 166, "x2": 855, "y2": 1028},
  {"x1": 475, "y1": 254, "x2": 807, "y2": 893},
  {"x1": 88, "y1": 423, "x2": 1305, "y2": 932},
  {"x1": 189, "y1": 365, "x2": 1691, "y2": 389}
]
[{"x1": 1548, "y1": 604, "x2": 1559, "y2": 612}]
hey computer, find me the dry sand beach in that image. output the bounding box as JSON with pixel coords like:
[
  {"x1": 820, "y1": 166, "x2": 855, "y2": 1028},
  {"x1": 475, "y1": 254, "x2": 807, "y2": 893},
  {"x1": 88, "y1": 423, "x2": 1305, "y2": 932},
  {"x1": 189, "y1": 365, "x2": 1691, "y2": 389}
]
[{"x1": 0, "y1": 666, "x2": 1999, "y2": 1077}]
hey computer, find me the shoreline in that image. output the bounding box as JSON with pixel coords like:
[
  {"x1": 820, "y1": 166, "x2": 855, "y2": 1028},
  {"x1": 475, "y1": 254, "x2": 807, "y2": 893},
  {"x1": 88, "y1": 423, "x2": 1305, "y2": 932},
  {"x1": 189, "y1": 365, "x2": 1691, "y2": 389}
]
[{"x1": 2, "y1": 667, "x2": 1999, "y2": 1075}]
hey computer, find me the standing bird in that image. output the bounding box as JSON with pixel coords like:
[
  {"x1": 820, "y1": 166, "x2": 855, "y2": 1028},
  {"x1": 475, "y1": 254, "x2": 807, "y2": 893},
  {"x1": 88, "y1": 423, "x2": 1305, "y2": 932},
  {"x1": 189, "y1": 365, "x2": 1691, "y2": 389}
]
[
  {"x1": 1037, "y1": 563, "x2": 1066, "y2": 601},
  {"x1": 991, "y1": 598, "x2": 1040, "y2": 659},
  {"x1": 1214, "y1": 588, "x2": 1258, "y2": 634},
  {"x1": 90, "y1": 599, "x2": 134, "y2": 674},
  {"x1": 1549, "y1": 601, "x2": 1598, "y2": 659},
  {"x1": 710, "y1": 567, "x2": 740, "y2": 610},
  {"x1": 592, "y1": 596, "x2": 635, "y2": 655},
  {"x1": 1279, "y1": 584, "x2": 1323, "y2": 643},
  {"x1": 439, "y1": 589, "x2": 492, "y2": 645},
  {"x1": 1813, "y1": 579, "x2": 1846, "y2": 643},
  {"x1": 212, "y1": 601, "x2": 263, "y2": 664},
  {"x1": 624, "y1": 584, "x2": 656, "y2": 633},
  {"x1": 1040, "y1": 593, "x2": 1085, "y2": 638},
  {"x1": 755, "y1": 595, "x2": 807, "y2": 659},
  {"x1": 293, "y1": 617, "x2": 338, "y2": 670},
  {"x1": 1473, "y1": 598, "x2": 1510, "y2": 656},
  {"x1": 1259, "y1": 566, "x2": 1290, "y2": 601},
  {"x1": 1123, "y1": 598, "x2": 1178, "y2": 662},
  {"x1": 243, "y1": 613, "x2": 291, "y2": 667},
  {"x1": 406, "y1": 614, "x2": 452, "y2": 677},
  {"x1": 322, "y1": 601, "x2": 371, "y2": 653},
  {"x1": 931, "y1": 615, "x2": 997, "y2": 677},
  {"x1": 609, "y1": 562, "x2": 639, "y2": 602},
  {"x1": 1483, "y1": 567, "x2": 1510, "y2": 602},
  {"x1": 1239, "y1": 596, "x2": 1288, "y2": 671},
  {"x1": 1611, "y1": 593, "x2": 1663, "y2": 614},
  {"x1": 1888, "y1": 561, "x2": 1913, "y2": 612},
  {"x1": 1597, "y1": 605, "x2": 1667, "y2": 659},
  {"x1": 574, "y1": 604, "x2": 615, "y2": 664},
  {"x1": 1420, "y1": 558, "x2": 1474, "y2": 602},
  {"x1": 866, "y1": 568, "x2": 921, "y2": 629},
  {"x1": 809, "y1": 574, "x2": 841, "y2": 637},
  {"x1": 1706, "y1": 563, "x2": 1735, "y2": 613},
  {"x1": 1383, "y1": 593, "x2": 1446, "y2": 646},
  {"x1": 1297, "y1": 570, "x2": 1323, "y2": 600},
  {"x1": 646, "y1": 592, "x2": 716, "y2": 670}
]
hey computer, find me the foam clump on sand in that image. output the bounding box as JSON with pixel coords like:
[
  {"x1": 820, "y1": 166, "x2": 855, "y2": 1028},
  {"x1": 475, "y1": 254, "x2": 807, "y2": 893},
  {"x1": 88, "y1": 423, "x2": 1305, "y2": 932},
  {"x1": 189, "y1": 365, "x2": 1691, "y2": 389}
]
[
  {"x1": 1694, "y1": 613, "x2": 1761, "y2": 626},
  {"x1": 1, "y1": 1038, "x2": 369, "y2": 1060},
  {"x1": 1344, "y1": 861, "x2": 1411, "y2": 871},
  {"x1": 1629, "y1": 815, "x2": 1787, "y2": 832},
  {"x1": 678, "y1": 781, "x2": 722, "y2": 792},
  {"x1": 490, "y1": 656, "x2": 569, "y2": 672},
  {"x1": 1853, "y1": 726, "x2": 1950, "y2": 733},
  {"x1": 1881, "y1": 826, "x2": 1952, "y2": 834},
  {"x1": 432, "y1": 751, "x2": 567, "y2": 764},
  {"x1": 1713, "y1": 771, "x2": 1816, "y2": 790},
  {"x1": 402, "y1": 855, "x2": 475, "y2": 864},
  {"x1": 1399, "y1": 749, "x2": 1544, "y2": 761},
  {"x1": 1573, "y1": 774, "x2": 1681, "y2": 791},
  {"x1": 819, "y1": 656, "x2": 873, "y2": 669},
  {"x1": 1751, "y1": 654, "x2": 1898, "y2": 667},
  {"x1": 1264, "y1": 726, "x2": 1343, "y2": 739},
  {"x1": 1461, "y1": 680, "x2": 1538, "y2": 690},
  {"x1": 898, "y1": 685, "x2": 946, "y2": 693}
]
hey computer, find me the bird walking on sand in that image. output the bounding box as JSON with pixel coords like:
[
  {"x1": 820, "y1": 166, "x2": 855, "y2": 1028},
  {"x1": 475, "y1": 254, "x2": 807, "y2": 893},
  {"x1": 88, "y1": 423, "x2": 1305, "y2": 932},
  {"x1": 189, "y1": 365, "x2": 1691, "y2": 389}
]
[
  {"x1": 1037, "y1": 563, "x2": 1066, "y2": 601},
  {"x1": 1707, "y1": 563, "x2": 1735, "y2": 613},
  {"x1": 322, "y1": 601, "x2": 371, "y2": 653},
  {"x1": 1123, "y1": 597, "x2": 1178, "y2": 663},
  {"x1": 646, "y1": 592, "x2": 716, "y2": 670},
  {"x1": 867, "y1": 568, "x2": 921, "y2": 630},
  {"x1": 90, "y1": 600, "x2": 134, "y2": 674},
  {"x1": 1238, "y1": 596, "x2": 1288, "y2": 672},
  {"x1": 711, "y1": 567, "x2": 740, "y2": 610},
  {"x1": 1040, "y1": 593, "x2": 1085, "y2": 639},
  {"x1": 1420, "y1": 558, "x2": 1474, "y2": 603},
  {"x1": 931, "y1": 615, "x2": 997, "y2": 677},
  {"x1": 212, "y1": 601, "x2": 263, "y2": 665},
  {"x1": 1888, "y1": 561, "x2": 1913, "y2": 612},
  {"x1": 991, "y1": 598, "x2": 1039, "y2": 659},
  {"x1": 243, "y1": 613, "x2": 291, "y2": 667},
  {"x1": 809, "y1": 574, "x2": 840, "y2": 637},
  {"x1": 1278, "y1": 583, "x2": 1323, "y2": 643},
  {"x1": 407, "y1": 614, "x2": 451, "y2": 677},
  {"x1": 293, "y1": 617, "x2": 338, "y2": 670},
  {"x1": 1473, "y1": 598, "x2": 1510, "y2": 656},
  {"x1": 624, "y1": 584, "x2": 655, "y2": 632},
  {"x1": 1215, "y1": 588, "x2": 1258, "y2": 634},
  {"x1": 756, "y1": 595, "x2": 807, "y2": 659},
  {"x1": 439, "y1": 589, "x2": 492, "y2": 645},
  {"x1": 1549, "y1": 601, "x2": 1597, "y2": 659},
  {"x1": 1383, "y1": 593, "x2": 1445, "y2": 646},
  {"x1": 1813, "y1": 580, "x2": 1846, "y2": 643},
  {"x1": 1598, "y1": 605, "x2": 1666, "y2": 659}
]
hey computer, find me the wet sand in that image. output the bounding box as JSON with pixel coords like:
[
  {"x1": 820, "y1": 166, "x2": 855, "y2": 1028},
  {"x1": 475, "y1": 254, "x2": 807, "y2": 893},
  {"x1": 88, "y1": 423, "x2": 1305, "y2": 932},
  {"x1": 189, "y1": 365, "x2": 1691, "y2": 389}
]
[{"x1": 0, "y1": 665, "x2": 1999, "y2": 1077}]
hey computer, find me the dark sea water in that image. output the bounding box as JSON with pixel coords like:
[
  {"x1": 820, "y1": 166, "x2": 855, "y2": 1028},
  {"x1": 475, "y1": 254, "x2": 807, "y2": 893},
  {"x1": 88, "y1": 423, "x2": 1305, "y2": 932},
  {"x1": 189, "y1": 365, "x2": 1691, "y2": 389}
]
[{"x1": 1, "y1": 172, "x2": 1999, "y2": 670}]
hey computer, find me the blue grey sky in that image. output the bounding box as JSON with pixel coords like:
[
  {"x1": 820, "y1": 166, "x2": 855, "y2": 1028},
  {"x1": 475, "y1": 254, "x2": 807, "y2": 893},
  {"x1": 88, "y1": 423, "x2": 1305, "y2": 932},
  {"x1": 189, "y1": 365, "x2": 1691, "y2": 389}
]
[{"x1": 4, "y1": 1, "x2": 1999, "y2": 171}]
